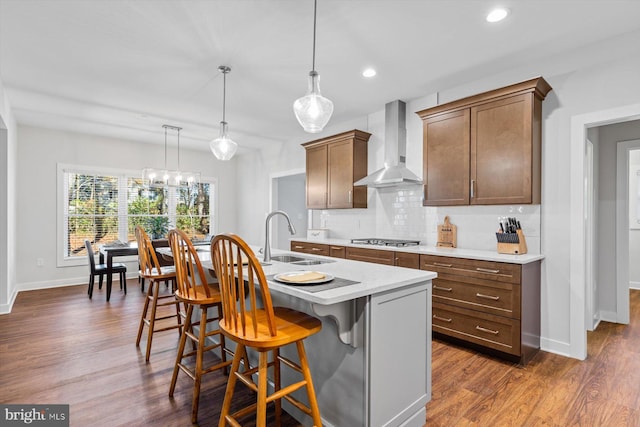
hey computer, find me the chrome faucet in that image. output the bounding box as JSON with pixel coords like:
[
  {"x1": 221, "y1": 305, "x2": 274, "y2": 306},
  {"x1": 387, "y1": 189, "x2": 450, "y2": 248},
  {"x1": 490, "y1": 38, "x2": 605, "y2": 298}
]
[{"x1": 263, "y1": 210, "x2": 296, "y2": 262}]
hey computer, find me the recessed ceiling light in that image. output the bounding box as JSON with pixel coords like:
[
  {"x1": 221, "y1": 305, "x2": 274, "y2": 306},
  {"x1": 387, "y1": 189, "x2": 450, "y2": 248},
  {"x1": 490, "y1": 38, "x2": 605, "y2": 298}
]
[
  {"x1": 486, "y1": 8, "x2": 509, "y2": 23},
  {"x1": 362, "y1": 68, "x2": 377, "y2": 78}
]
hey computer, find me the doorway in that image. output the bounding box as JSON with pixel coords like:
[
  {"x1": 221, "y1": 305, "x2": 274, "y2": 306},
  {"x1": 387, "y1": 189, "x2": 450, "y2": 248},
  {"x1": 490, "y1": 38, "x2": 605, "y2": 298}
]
[
  {"x1": 269, "y1": 169, "x2": 307, "y2": 250},
  {"x1": 571, "y1": 105, "x2": 640, "y2": 360}
]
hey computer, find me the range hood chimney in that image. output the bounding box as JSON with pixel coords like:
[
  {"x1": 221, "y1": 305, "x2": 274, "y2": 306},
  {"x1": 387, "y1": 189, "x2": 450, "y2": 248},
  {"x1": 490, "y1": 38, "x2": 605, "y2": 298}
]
[{"x1": 354, "y1": 100, "x2": 422, "y2": 188}]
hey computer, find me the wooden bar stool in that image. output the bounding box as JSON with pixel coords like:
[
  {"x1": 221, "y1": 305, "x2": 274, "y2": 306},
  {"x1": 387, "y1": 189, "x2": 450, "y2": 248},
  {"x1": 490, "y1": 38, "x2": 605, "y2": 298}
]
[
  {"x1": 135, "y1": 226, "x2": 182, "y2": 362},
  {"x1": 168, "y1": 228, "x2": 234, "y2": 424},
  {"x1": 211, "y1": 233, "x2": 323, "y2": 427}
]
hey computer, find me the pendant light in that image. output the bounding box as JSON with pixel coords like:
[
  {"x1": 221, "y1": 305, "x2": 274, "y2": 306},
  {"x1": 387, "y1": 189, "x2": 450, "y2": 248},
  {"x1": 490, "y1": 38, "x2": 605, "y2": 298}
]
[
  {"x1": 293, "y1": 0, "x2": 333, "y2": 133},
  {"x1": 210, "y1": 65, "x2": 238, "y2": 161},
  {"x1": 142, "y1": 125, "x2": 200, "y2": 187}
]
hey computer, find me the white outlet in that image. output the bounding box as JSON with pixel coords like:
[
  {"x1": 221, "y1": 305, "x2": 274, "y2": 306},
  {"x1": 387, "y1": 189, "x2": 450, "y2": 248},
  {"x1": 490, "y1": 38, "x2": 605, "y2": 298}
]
[{"x1": 36, "y1": 258, "x2": 44, "y2": 267}]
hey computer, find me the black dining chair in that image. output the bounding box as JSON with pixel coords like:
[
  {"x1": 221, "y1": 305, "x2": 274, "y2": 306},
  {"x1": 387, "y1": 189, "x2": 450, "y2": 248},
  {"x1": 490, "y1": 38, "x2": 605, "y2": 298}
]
[{"x1": 85, "y1": 239, "x2": 128, "y2": 301}]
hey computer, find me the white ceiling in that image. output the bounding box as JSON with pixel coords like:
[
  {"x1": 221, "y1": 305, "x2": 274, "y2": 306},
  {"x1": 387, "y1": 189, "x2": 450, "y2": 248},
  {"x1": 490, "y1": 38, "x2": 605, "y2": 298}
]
[{"x1": 1, "y1": 0, "x2": 640, "y2": 153}]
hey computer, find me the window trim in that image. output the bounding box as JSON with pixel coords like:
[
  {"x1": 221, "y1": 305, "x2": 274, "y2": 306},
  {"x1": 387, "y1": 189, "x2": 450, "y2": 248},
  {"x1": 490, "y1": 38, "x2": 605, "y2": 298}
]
[{"x1": 56, "y1": 163, "x2": 217, "y2": 267}]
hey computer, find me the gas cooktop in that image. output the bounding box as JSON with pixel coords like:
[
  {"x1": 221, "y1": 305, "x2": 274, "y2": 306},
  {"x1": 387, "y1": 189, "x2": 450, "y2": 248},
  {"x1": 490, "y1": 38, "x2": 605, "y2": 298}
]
[{"x1": 350, "y1": 238, "x2": 420, "y2": 247}]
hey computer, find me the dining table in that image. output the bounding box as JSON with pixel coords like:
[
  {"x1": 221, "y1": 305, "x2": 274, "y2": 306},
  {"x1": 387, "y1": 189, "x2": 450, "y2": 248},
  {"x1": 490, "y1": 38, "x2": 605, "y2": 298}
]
[{"x1": 99, "y1": 239, "x2": 209, "y2": 298}]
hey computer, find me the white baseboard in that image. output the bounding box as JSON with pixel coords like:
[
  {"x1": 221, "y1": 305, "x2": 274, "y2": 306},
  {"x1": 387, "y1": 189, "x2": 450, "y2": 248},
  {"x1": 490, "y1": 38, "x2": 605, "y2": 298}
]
[
  {"x1": 0, "y1": 287, "x2": 18, "y2": 315},
  {"x1": 630, "y1": 281, "x2": 640, "y2": 290},
  {"x1": 540, "y1": 337, "x2": 572, "y2": 358}
]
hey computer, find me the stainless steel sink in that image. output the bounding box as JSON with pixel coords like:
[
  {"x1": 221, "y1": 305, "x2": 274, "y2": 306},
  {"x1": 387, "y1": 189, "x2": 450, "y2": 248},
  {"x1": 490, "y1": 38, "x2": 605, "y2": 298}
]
[
  {"x1": 291, "y1": 259, "x2": 335, "y2": 266},
  {"x1": 270, "y1": 255, "x2": 335, "y2": 265},
  {"x1": 270, "y1": 255, "x2": 306, "y2": 263}
]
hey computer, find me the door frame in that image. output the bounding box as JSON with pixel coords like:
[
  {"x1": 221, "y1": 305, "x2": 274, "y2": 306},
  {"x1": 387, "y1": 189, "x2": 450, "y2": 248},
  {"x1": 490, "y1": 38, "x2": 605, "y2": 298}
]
[
  {"x1": 570, "y1": 103, "x2": 640, "y2": 360},
  {"x1": 269, "y1": 168, "x2": 306, "y2": 249}
]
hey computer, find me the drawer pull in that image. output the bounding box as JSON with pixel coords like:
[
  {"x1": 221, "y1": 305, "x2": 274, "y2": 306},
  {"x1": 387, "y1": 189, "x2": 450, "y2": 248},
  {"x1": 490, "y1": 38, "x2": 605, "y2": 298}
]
[
  {"x1": 294, "y1": 246, "x2": 304, "y2": 249},
  {"x1": 475, "y1": 325, "x2": 499, "y2": 335},
  {"x1": 476, "y1": 267, "x2": 500, "y2": 274},
  {"x1": 476, "y1": 292, "x2": 500, "y2": 301},
  {"x1": 433, "y1": 315, "x2": 452, "y2": 323},
  {"x1": 311, "y1": 247, "x2": 322, "y2": 251},
  {"x1": 433, "y1": 262, "x2": 453, "y2": 268},
  {"x1": 331, "y1": 247, "x2": 342, "y2": 250},
  {"x1": 434, "y1": 285, "x2": 453, "y2": 292}
]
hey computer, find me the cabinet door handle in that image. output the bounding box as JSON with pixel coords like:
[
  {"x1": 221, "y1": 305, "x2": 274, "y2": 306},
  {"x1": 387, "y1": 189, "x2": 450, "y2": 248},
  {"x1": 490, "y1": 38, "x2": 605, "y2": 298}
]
[
  {"x1": 470, "y1": 179, "x2": 475, "y2": 198},
  {"x1": 348, "y1": 190, "x2": 352, "y2": 204},
  {"x1": 476, "y1": 267, "x2": 500, "y2": 274},
  {"x1": 433, "y1": 315, "x2": 452, "y2": 323},
  {"x1": 423, "y1": 184, "x2": 427, "y2": 200},
  {"x1": 434, "y1": 285, "x2": 453, "y2": 292},
  {"x1": 433, "y1": 262, "x2": 453, "y2": 268},
  {"x1": 476, "y1": 293, "x2": 500, "y2": 301},
  {"x1": 476, "y1": 325, "x2": 499, "y2": 335}
]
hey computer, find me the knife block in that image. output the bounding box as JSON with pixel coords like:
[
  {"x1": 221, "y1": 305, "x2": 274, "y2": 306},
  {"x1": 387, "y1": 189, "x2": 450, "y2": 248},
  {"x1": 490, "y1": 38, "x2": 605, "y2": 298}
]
[{"x1": 496, "y1": 229, "x2": 528, "y2": 255}]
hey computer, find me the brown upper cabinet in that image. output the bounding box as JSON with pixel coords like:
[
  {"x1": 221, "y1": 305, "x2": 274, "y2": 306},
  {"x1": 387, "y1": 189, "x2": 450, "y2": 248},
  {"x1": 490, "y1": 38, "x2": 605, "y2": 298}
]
[
  {"x1": 302, "y1": 130, "x2": 371, "y2": 209},
  {"x1": 416, "y1": 77, "x2": 552, "y2": 206}
]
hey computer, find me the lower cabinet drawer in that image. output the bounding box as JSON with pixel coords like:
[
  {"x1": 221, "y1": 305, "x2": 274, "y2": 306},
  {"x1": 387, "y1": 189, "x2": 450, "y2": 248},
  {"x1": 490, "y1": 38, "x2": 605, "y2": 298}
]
[
  {"x1": 290, "y1": 241, "x2": 330, "y2": 256},
  {"x1": 345, "y1": 247, "x2": 395, "y2": 265},
  {"x1": 432, "y1": 302, "x2": 521, "y2": 356},
  {"x1": 432, "y1": 276, "x2": 521, "y2": 319}
]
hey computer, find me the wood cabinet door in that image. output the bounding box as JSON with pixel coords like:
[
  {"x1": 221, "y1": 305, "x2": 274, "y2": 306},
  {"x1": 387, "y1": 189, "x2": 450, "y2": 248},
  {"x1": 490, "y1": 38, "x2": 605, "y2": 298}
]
[
  {"x1": 305, "y1": 144, "x2": 328, "y2": 208},
  {"x1": 423, "y1": 109, "x2": 471, "y2": 206},
  {"x1": 470, "y1": 93, "x2": 533, "y2": 205},
  {"x1": 327, "y1": 140, "x2": 354, "y2": 208},
  {"x1": 395, "y1": 252, "x2": 420, "y2": 269}
]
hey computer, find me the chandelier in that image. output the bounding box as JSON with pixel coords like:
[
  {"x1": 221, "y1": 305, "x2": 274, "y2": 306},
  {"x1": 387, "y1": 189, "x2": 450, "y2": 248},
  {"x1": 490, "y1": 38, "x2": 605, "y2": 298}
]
[{"x1": 142, "y1": 125, "x2": 201, "y2": 187}]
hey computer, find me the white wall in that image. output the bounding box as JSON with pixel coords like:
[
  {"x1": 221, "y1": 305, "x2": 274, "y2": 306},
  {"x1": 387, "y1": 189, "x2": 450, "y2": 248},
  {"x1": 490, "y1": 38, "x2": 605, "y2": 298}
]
[
  {"x1": 236, "y1": 28, "x2": 640, "y2": 358},
  {"x1": 14, "y1": 125, "x2": 238, "y2": 290},
  {"x1": 630, "y1": 148, "x2": 640, "y2": 288},
  {"x1": 0, "y1": 74, "x2": 18, "y2": 314}
]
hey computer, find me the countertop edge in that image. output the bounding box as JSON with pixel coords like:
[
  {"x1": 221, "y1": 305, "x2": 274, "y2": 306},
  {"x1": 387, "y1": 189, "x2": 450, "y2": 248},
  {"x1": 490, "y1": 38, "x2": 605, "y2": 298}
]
[{"x1": 291, "y1": 237, "x2": 544, "y2": 265}]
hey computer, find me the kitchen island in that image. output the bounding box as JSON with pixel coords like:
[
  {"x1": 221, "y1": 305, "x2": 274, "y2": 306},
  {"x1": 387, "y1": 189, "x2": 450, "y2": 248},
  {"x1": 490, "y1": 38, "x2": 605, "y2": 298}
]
[{"x1": 194, "y1": 246, "x2": 436, "y2": 427}]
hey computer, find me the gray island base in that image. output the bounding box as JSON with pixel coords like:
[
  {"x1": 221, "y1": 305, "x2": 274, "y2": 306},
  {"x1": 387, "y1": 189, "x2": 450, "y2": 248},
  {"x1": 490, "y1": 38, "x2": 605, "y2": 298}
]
[
  {"x1": 260, "y1": 250, "x2": 434, "y2": 427},
  {"x1": 197, "y1": 247, "x2": 436, "y2": 427}
]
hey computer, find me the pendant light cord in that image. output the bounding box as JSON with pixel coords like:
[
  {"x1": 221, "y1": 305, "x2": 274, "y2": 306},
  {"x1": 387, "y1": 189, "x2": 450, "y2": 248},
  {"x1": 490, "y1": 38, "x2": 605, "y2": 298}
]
[
  {"x1": 311, "y1": 0, "x2": 317, "y2": 72},
  {"x1": 164, "y1": 126, "x2": 168, "y2": 169},
  {"x1": 222, "y1": 70, "x2": 227, "y2": 123},
  {"x1": 177, "y1": 128, "x2": 180, "y2": 170}
]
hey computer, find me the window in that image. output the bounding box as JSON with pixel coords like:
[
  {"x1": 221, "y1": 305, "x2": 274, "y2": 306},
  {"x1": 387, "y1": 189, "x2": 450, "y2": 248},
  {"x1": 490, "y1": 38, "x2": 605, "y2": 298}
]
[{"x1": 58, "y1": 164, "x2": 215, "y2": 265}]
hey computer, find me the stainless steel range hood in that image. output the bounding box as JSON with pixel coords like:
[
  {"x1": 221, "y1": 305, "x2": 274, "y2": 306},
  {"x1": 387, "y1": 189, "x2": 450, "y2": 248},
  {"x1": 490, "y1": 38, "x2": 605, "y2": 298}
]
[{"x1": 354, "y1": 100, "x2": 422, "y2": 188}]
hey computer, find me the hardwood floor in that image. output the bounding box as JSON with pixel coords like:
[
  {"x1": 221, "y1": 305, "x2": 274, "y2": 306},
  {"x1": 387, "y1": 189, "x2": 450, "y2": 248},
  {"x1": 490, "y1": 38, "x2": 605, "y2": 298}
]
[
  {"x1": 0, "y1": 282, "x2": 302, "y2": 427},
  {"x1": 2, "y1": 284, "x2": 639, "y2": 426},
  {"x1": 426, "y1": 289, "x2": 640, "y2": 427}
]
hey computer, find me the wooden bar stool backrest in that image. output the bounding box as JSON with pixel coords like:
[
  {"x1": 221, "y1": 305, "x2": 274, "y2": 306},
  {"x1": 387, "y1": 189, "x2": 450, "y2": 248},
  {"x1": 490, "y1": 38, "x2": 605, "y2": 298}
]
[
  {"x1": 211, "y1": 233, "x2": 277, "y2": 339},
  {"x1": 135, "y1": 225, "x2": 163, "y2": 277},
  {"x1": 168, "y1": 228, "x2": 215, "y2": 301}
]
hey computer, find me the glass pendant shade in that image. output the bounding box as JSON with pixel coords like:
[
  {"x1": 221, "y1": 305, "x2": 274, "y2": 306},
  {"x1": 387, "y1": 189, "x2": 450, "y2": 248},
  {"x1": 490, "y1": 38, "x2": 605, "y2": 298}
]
[
  {"x1": 294, "y1": 71, "x2": 333, "y2": 133},
  {"x1": 209, "y1": 121, "x2": 238, "y2": 161}
]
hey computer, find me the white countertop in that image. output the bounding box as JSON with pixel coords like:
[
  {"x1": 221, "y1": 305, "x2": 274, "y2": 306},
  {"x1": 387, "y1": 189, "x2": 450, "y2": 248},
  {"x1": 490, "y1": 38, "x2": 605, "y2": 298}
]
[
  {"x1": 191, "y1": 246, "x2": 436, "y2": 306},
  {"x1": 292, "y1": 237, "x2": 544, "y2": 264}
]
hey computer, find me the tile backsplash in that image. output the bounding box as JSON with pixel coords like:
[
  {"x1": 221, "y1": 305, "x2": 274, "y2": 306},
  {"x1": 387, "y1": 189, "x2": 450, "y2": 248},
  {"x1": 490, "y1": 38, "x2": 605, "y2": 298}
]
[{"x1": 311, "y1": 183, "x2": 541, "y2": 254}]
